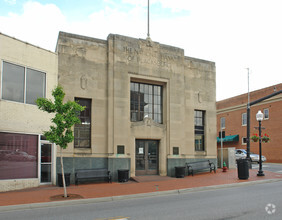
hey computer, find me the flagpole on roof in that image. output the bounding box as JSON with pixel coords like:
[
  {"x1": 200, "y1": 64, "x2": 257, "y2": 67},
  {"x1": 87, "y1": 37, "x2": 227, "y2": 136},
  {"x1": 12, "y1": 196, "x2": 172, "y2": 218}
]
[{"x1": 147, "y1": 0, "x2": 150, "y2": 40}]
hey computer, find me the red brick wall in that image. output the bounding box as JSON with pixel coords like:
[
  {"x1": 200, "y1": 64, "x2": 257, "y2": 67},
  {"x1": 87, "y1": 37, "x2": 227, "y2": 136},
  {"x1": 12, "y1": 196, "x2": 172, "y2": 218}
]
[{"x1": 217, "y1": 83, "x2": 282, "y2": 163}]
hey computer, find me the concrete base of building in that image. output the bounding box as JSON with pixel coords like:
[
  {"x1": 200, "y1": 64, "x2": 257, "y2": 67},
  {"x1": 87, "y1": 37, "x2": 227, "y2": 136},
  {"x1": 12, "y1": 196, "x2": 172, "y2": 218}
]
[
  {"x1": 56, "y1": 157, "x2": 131, "y2": 184},
  {"x1": 167, "y1": 158, "x2": 217, "y2": 177}
]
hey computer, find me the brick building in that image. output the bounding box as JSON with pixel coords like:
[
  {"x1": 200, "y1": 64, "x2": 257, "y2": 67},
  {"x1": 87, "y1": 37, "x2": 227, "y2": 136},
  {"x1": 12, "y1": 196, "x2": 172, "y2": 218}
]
[{"x1": 216, "y1": 83, "x2": 282, "y2": 163}]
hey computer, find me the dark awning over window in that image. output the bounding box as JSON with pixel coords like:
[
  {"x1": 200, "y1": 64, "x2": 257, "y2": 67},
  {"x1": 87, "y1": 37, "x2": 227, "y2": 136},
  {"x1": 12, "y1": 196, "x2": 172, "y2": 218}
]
[{"x1": 217, "y1": 135, "x2": 239, "y2": 143}]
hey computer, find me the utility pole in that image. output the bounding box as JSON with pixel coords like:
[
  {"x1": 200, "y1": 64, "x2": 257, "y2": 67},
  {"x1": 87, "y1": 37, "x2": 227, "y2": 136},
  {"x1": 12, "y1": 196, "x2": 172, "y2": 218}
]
[
  {"x1": 246, "y1": 68, "x2": 250, "y2": 160},
  {"x1": 220, "y1": 125, "x2": 223, "y2": 168},
  {"x1": 247, "y1": 68, "x2": 250, "y2": 106}
]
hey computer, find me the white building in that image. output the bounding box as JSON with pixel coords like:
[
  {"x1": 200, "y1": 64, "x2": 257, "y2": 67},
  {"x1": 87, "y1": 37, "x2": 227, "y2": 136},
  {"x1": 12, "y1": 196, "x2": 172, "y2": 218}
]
[{"x1": 0, "y1": 33, "x2": 58, "y2": 192}]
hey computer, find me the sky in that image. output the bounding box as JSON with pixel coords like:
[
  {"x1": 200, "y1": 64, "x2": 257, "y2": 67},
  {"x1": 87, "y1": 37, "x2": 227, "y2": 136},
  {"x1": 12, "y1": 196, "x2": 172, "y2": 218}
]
[{"x1": 0, "y1": 0, "x2": 281, "y2": 101}]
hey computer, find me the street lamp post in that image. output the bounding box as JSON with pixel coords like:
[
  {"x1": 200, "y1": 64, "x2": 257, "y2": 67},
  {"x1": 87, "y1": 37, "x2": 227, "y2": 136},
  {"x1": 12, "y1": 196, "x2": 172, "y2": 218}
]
[{"x1": 256, "y1": 110, "x2": 265, "y2": 176}]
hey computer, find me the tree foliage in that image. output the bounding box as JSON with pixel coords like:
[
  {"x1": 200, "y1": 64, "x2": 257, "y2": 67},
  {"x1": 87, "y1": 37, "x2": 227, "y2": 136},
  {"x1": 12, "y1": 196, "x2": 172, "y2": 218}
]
[
  {"x1": 36, "y1": 85, "x2": 85, "y2": 197},
  {"x1": 36, "y1": 86, "x2": 85, "y2": 149}
]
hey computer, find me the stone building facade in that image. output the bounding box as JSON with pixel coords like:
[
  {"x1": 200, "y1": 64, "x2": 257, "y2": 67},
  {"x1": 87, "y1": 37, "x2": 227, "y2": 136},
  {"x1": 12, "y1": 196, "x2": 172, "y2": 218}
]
[
  {"x1": 217, "y1": 83, "x2": 282, "y2": 163},
  {"x1": 0, "y1": 31, "x2": 217, "y2": 191},
  {"x1": 56, "y1": 32, "x2": 217, "y2": 182}
]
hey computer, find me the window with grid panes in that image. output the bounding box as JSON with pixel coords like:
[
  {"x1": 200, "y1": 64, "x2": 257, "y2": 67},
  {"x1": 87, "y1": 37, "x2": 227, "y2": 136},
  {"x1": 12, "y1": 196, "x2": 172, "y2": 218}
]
[
  {"x1": 194, "y1": 110, "x2": 205, "y2": 151},
  {"x1": 74, "y1": 98, "x2": 91, "y2": 148},
  {"x1": 130, "y1": 82, "x2": 162, "y2": 123}
]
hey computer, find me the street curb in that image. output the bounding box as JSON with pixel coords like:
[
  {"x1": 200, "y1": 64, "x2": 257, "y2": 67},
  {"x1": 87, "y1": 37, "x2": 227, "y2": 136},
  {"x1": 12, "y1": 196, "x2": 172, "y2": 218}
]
[
  {"x1": 177, "y1": 178, "x2": 282, "y2": 194},
  {"x1": 1, "y1": 178, "x2": 282, "y2": 212}
]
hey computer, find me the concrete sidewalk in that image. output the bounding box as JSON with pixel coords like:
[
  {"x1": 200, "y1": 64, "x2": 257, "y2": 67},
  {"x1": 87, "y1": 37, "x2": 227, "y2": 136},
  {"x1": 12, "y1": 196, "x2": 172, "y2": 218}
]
[{"x1": 1, "y1": 169, "x2": 282, "y2": 212}]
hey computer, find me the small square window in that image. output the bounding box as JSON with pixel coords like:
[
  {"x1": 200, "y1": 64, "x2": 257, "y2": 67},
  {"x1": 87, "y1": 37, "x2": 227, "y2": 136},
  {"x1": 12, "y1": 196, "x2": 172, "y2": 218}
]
[
  {"x1": 117, "y1": 145, "x2": 125, "y2": 154},
  {"x1": 173, "y1": 147, "x2": 179, "y2": 155},
  {"x1": 220, "y1": 117, "x2": 225, "y2": 129},
  {"x1": 242, "y1": 113, "x2": 247, "y2": 126},
  {"x1": 263, "y1": 109, "x2": 269, "y2": 119},
  {"x1": 242, "y1": 137, "x2": 247, "y2": 145},
  {"x1": 219, "y1": 131, "x2": 225, "y2": 138}
]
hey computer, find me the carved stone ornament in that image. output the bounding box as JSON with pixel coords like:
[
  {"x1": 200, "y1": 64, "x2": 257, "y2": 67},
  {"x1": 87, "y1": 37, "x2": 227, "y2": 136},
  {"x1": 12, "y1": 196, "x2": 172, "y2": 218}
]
[
  {"x1": 144, "y1": 116, "x2": 153, "y2": 126},
  {"x1": 197, "y1": 91, "x2": 202, "y2": 103},
  {"x1": 131, "y1": 116, "x2": 166, "y2": 130},
  {"x1": 80, "y1": 75, "x2": 87, "y2": 90}
]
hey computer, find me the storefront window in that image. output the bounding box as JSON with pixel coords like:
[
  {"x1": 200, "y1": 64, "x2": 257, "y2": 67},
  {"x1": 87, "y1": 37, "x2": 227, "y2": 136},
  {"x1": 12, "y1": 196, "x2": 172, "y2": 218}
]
[{"x1": 0, "y1": 132, "x2": 38, "y2": 180}]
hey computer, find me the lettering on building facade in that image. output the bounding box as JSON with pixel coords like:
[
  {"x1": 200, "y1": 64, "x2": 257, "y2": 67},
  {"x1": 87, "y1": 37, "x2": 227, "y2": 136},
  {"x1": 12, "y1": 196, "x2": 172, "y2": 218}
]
[{"x1": 123, "y1": 43, "x2": 180, "y2": 69}]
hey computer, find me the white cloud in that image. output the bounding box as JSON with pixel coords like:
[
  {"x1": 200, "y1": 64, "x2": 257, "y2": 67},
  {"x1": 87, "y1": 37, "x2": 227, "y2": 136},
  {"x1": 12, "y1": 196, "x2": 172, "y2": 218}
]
[
  {"x1": 121, "y1": 0, "x2": 149, "y2": 7},
  {"x1": 4, "y1": 0, "x2": 16, "y2": 5},
  {"x1": 0, "y1": 0, "x2": 281, "y2": 100},
  {"x1": 67, "y1": 4, "x2": 147, "y2": 40},
  {"x1": 0, "y1": 1, "x2": 66, "y2": 51}
]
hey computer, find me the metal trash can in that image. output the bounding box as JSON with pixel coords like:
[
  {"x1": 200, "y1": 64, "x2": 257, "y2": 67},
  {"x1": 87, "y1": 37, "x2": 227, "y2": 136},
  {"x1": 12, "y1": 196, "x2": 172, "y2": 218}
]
[
  {"x1": 237, "y1": 159, "x2": 249, "y2": 180},
  {"x1": 118, "y1": 169, "x2": 129, "y2": 182},
  {"x1": 57, "y1": 173, "x2": 70, "y2": 187},
  {"x1": 175, "y1": 166, "x2": 185, "y2": 178}
]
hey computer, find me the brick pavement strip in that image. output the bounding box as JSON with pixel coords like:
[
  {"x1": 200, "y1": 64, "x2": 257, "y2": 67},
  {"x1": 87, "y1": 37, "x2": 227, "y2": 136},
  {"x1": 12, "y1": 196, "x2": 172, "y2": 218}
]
[{"x1": 1, "y1": 169, "x2": 282, "y2": 211}]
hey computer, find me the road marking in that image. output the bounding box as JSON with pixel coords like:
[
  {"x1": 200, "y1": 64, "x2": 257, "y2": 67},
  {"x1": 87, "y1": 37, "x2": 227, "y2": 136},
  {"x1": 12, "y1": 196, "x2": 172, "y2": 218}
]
[
  {"x1": 110, "y1": 217, "x2": 129, "y2": 220},
  {"x1": 276, "y1": 170, "x2": 282, "y2": 173},
  {"x1": 95, "y1": 217, "x2": 130, "y2": 220},
  {"x1": 252, "y1": 164, "x2": 270, "y2": 169}
]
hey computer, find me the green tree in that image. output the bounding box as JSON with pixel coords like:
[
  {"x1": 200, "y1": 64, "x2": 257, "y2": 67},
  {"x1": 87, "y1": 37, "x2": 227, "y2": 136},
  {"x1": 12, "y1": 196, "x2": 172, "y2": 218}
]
[{"x1": 36, "y1": 86, "x2": 85, "y2": 197}]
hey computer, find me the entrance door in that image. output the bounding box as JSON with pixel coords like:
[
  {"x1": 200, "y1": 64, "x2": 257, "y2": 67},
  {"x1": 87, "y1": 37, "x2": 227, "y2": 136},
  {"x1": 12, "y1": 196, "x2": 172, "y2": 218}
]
[
  {"x1": 136, "y1": 140, "x2": 159, "y2": 175},
  {"x1": 40, "y1": 142, "x2": 52, "y2": 183}
]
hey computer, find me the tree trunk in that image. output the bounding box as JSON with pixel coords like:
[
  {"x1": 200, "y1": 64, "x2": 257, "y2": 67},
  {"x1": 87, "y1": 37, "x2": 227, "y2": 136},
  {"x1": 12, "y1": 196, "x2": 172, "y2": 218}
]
[{"x1": 60, "y1": 147, "x2": 68, "y2": 198}]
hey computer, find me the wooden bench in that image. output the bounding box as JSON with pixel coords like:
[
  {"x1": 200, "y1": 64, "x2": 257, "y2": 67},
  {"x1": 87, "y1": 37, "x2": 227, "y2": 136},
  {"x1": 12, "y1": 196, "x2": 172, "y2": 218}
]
[
  {"x1": 75, "y1": 168, "x2": 112, "y2": 185},
  {"x1": 186, "y1": 160, "x2": 216, "y2": 176}
]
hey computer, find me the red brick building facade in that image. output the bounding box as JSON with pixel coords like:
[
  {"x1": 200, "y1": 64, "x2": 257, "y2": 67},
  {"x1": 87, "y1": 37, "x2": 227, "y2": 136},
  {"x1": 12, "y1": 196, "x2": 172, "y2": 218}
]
[{"x1": 216, "y1": 83, "x2": 282, "y2": 163}]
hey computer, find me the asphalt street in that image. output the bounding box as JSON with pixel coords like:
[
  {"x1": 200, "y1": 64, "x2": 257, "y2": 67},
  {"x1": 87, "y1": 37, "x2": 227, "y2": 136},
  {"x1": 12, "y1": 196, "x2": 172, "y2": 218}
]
[
  {"x1": 1, "y1": 178, "x2": 282, "y2": 220},
  {"x1": 251, "y1": 163, "x2": 282, "y2": 174}
]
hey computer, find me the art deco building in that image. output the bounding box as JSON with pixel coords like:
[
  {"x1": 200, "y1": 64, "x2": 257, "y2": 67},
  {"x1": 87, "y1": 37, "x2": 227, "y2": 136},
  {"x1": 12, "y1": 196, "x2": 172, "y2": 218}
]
[{"x1": 56, "y1": 32, "x2": 217, "y2": 182}]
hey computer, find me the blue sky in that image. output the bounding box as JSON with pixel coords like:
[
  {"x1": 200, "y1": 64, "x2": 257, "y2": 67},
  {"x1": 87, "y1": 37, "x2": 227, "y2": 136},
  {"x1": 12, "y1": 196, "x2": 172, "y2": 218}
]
[
  {"x1": 1, "y1": 0, "x2": 281, "y2": 101},
  {"x1": 0, "y1": 0, "x2": 188, "y2": 21}
]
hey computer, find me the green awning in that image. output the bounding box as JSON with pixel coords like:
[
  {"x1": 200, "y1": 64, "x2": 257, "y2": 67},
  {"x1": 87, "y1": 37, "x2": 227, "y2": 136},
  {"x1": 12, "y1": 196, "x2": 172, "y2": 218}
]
[{"x1": 217, "y1": 135, "x2": 239, "y2": 143}]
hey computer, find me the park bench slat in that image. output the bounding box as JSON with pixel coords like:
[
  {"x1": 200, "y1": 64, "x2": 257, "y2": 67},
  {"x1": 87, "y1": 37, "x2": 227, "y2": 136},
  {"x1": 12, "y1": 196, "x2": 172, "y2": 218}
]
[
  {"x1": 75, "y1": 168, "x2": 111, "y2": 185},
  {"x1": 185, "y1": 160, "x2": 216, "y2": 176}
]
